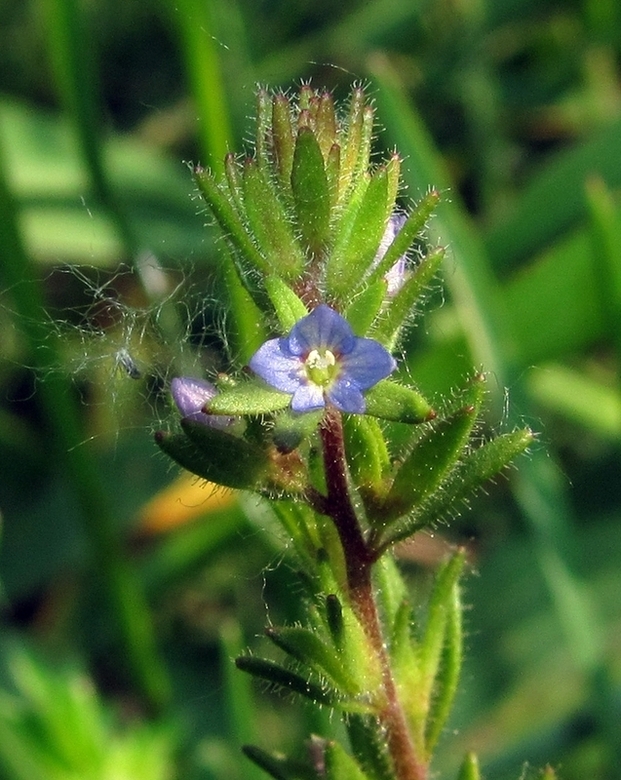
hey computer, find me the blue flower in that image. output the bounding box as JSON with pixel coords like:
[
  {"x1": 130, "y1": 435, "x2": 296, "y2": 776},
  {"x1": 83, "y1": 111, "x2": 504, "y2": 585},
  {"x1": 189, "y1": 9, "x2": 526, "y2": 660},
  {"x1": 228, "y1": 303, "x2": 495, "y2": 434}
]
[
  {"x1": 249, "y1": 304, "x2": 396, "y2": 414},
  {"x1": 171, "y1": 377, "x2": 232, "y2": 429}
]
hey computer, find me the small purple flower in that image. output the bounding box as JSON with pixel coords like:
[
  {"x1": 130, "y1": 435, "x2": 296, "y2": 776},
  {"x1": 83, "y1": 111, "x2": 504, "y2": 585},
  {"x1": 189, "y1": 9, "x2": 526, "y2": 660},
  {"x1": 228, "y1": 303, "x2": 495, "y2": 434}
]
[
  {"x1": 249, "y1": 304, "x2": 396, "y2": 414},
  {"x1": 171, "y1": 376, "x2": 232, "y2": 429},
  {"x1": 374, "y1": 213, "x2": 408, "y2": 295}
]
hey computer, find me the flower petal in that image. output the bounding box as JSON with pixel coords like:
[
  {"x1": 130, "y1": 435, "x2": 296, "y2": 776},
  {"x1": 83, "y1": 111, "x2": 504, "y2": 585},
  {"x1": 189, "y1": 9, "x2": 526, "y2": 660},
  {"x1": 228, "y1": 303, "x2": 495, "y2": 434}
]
[
  {"x1": 374, "y1": 212, "x2": 408, "y2": 295},
  {"x1": 171, "y1": 376, "x2": 231, "y2": 428},
  {"x1": 326, "y1": 379, "x2": 366, "y2": 414},
  {"x1": 339, "y1": 338, "x2": 397, "y2": 390},
  {"x1": 288, "y1": 304, "x2": 355, "y2": 356},
  {"x1": 249, "y1": 338, "x2": 304, "y2": 393},
  {"x1": 291, "y1": 383, "x2": 325, "y2": 413}
]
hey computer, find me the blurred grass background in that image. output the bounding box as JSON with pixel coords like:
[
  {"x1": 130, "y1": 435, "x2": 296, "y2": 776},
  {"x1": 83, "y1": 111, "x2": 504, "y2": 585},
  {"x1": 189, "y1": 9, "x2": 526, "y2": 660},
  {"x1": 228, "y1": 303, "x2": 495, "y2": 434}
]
[{"x1": 0, "y1": 0, "x2": 620, "y2": 778}]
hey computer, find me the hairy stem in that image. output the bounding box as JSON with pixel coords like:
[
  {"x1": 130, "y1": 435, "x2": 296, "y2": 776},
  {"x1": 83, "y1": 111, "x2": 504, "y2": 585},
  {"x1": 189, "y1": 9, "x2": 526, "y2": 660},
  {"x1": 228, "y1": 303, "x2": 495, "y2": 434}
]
[{"x1": 319, "y1": 406, "x2": 427, "y2": 780}]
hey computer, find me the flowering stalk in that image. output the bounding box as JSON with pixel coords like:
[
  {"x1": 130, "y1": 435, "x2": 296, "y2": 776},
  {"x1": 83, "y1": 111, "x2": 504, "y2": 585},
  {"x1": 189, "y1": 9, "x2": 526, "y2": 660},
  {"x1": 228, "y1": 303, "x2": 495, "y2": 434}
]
[
  {"x1": 156, "y1": 85, "x2": 534, "y2": 780},
  {"x1": 319, "y1": 405, "x2": 426, "y2": 780}
]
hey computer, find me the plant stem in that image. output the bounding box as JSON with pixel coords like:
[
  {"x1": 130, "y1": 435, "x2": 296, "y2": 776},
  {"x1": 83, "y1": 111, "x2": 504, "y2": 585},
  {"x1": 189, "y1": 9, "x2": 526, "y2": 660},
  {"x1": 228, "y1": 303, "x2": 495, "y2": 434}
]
[{"x1": 319, "y1": 406, "x2": 427, "y2": 780}]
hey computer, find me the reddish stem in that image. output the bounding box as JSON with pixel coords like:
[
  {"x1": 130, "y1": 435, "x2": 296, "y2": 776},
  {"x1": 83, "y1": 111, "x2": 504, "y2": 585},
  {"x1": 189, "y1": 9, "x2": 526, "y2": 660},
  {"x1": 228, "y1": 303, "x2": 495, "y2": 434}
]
[{"x1": 319, "y1": 406, "x2": 427, "y2": 780}]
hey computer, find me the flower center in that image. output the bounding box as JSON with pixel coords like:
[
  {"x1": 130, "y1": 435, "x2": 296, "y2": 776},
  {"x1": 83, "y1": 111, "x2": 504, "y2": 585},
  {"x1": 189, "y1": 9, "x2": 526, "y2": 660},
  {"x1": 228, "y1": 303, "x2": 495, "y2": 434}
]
[{"x1": 304, "y1": 349, "x2": 338, "y2": 387}]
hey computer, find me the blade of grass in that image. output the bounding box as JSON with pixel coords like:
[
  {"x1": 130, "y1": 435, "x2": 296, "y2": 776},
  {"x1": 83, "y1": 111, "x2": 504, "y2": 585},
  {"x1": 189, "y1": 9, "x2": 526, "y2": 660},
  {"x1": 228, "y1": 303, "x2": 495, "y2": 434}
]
[
  {"x1": 484, "y1": 114, "x2": 621, "y2": 275},
  {"x1": 0, "y1": 139, "x2": 170, "y2": 712},
  {"x1": 165, "y1": 0, "x2": 234, "y2": 175},
  {"x1": 41, "y1": 0, "x2": 195, "y2": 373}
]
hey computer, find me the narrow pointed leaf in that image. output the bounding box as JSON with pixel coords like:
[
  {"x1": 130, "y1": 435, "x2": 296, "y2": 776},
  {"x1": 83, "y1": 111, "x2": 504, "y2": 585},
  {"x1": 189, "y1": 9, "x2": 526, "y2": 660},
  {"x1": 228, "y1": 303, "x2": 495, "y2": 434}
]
[
  {"x1": 266, "y1": 626, "x2": 360, "y2": 695},
  {"x1": 272, "y1": 93, "x2": 296, "y2": 191},
  {"x1": 418, "y1": 551, "x2": 466, "y2": 721},
  {"x1": 324, "y1": 741, "x2": 369, "y2": 780},
  {"x1": 345, "y1": 279, "x2": 389, "y2": 337},
  {"x1": 424, "y1": 567, "x2": 463, "y2": 757},
  {"x1": 383, "y1": 378, "x2": 485, "y2": 518},
  {"x1": 363, "y1": 380, "x2": 434, "y2": 424},
  {"x1": 382, "y1": 427, "x2": 535, "y2": 547},
  {"x1": 264, "y1": 275, "x2": 308, "y2": 331},
  {"x1": 206, "y1": 381, "x2": 292, "y2": 415},
  {"x1": 346, "y1": 715, "x2": 394, "y2": 780},
  {"x1": 291, "y1": 127, "x2": 331, "y2": 256},
  {"x1": 155, "y1": 428, "x2": 266, "y2": 490},
  {"x1": 194, "y1": 167, "x2": 268, "y2": 273},
  {"x1": 371, "y1": 246, "x2": 446, "y2": 349},
  {"x1": 235, "y1": 656, "x2": 339, "y2": 707},
  {"x1": 242, "y1": 745, "x2": 316, "y2": 780},
  {"x1": 327, "y1": 167, "x2": 390, "y2": 300},
  {"x1": 243, "y1": 159, "x2": 305, "y2": 279},
  {"x1": 457, "y1": 752, "x2": 481, "y2": 780},
  {"x1": 339, "y1": 87, "x2": 366, "y2": 199},
  {"x1": 367, "y1": 189, "x2": 441, "y2": 285}
]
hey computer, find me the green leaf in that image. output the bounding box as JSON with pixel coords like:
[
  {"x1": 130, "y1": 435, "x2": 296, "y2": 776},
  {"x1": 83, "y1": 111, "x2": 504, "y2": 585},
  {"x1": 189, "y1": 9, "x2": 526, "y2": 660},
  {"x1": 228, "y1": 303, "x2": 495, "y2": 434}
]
[
  {"x1": 271, "y1": 409, "x2": 322, "y2": 453},
  {"x1": 291, "y1": 126, "x2": 331, "y2": 257},
  {"x1": 242, "y1": 158, "x2": 305, "y2": 279},
  {"x1": 371, "y1": 246, "x2": 446, "y2": 349},
  {"x1": 382, "y1": 379, "x2": 485, "y2": 519},
  {"x1": 367, "y1": 189, "x2": 441, "y2": 286},
  {"x1": 242, "y1": 745, "x2": 317, "y2": 780},
  {"x1": 194, "y1": 167, "x2": 269, "y2": 274},
  {"x1": 235, "y1": 656, "x2": 346, "y2": 709},
  {"x1": 424, "y1": 562, "x2": 463, "y2": 757},
  {"x1": 363, "y1": 380, "x2": 434, "y2": 424},
  {"x1": 324, "y1": 740, "x2": 369, "y2": 780},
  {"x1": 457, "y1": 752, "x2": 481, "y2": 780},
  {"x1": 346, "y1": 715, "x2": 394, "y2": 780},
  {"x1": 327, "y1": 166, "x2": 390, "y2": 301},
  {"x1": 206, "y1": 381, "x2": 292, "y2": 415},
  {"x1": 343, "y1": 415, "x2": 390, "y2": 490},
  {"x1": 266, "y1": 626, "x2": 360, "y2": 695},
  {"x1": 264, "y1": 275, "x2": 308, "y2": 332},
  {"x1": 155, "y1": 427, "x2": 267, "y2": 490},
  {"x1": 339, "y1": 87, "x2": 368, "y2": 200},
  {"x1": 382, "y1": 427, "x2": 535, "y2": 548},
  {"x1": 345, "y1": 279, "x2": 389, "y2": 337},
  {"x1": 271, "y1": 93, "x2": 296, "y2": 192},
  {"x1": 418, "y1": 551, "x2": 466, "y2": 746}
]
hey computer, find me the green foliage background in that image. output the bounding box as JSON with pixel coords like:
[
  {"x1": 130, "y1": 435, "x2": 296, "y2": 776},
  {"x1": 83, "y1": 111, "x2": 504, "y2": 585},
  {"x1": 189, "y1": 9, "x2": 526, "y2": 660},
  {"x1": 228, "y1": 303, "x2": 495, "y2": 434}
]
[{"x1": 0, "y1": 0, "x2": 620, "y2": 778}]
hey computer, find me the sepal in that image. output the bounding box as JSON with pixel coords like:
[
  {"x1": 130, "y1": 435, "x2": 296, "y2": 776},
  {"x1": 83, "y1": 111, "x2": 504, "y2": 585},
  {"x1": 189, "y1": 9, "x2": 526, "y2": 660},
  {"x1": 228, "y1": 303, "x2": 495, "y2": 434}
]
[
  {"x1": 206, "y1": 381, "x2": 292, "y2": 416},
  {"x1": 363, "y1": 379, "x2": 435, "y2": 424},
  {"x1": 154, "y1": 426, "x2": 267, "y2": 490},
  {"x1": 272, "y1": 409, "x2": 322, "y2": 453}
]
